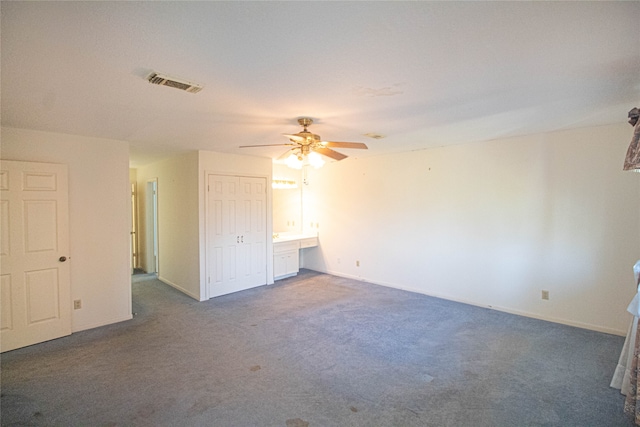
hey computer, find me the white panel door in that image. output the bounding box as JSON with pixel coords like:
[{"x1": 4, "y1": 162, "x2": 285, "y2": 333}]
[
  {"x1": 0, "y1": 160, "x2": 71, "y2": 352},
  {"x1": 207, "y1": 175, "x2": 239, "y2": 293},
  {"x1": 238, "y1": 177, "x2": 267, "y2": 288},
  {"x1": 206, "y1": 174, "x2": 266, "y2": 298}
]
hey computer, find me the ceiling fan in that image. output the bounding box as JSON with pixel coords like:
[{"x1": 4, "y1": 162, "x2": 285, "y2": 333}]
[{"x1": 239, "y1": 117, "x2": 368, "y2": 166}]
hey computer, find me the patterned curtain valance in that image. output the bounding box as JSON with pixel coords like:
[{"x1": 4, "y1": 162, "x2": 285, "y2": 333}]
[{"x1": 624, "y1": 108, "x2": 640, "y2": 172}]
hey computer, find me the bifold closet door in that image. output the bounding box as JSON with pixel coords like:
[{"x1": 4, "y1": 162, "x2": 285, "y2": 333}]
[
  {"x1": 206, "y1": 174, "x2": 266, "y2": 298},
  {"x1": 237, "y1": 177, "x2": 267, "y2": 289}
]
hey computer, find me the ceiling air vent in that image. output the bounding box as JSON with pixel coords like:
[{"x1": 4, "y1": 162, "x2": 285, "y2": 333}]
[{"x1": 147, "y1": 72, "x2": 203, "y2": 94}]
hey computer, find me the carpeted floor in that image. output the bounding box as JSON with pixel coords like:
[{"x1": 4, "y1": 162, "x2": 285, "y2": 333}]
[{"x1": 1, "y1": 270, "x2": 634, "y2": 426}]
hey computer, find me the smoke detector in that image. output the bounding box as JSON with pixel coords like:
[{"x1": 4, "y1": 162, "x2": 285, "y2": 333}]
[{"x1": 147, "y1": 72, "x2": 203, "y2": 94}]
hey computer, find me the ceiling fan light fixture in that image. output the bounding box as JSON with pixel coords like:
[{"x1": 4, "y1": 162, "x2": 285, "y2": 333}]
[
  {"x1": 240, "y1": 117, "x2": 368, "y2": 167},
  {"x1": 286, "y1": 153, "x2": 303, "y2": 170},
  {"x1": 308, "y1": 151, "x2": 325, "y2": 169}
]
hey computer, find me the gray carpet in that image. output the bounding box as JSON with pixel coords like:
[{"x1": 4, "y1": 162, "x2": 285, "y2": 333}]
[{"x1": 1, "y1": 270, "x2": 633, "y2": 426}]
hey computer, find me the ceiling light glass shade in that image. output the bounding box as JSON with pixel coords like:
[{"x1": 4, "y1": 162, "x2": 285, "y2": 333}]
[
  {"x1": 308, "y1": 151, "x2": 325, "y2": 169},
  {"x1": 624, "y1": 123, "x2": 640, "y2": 172},
  {"x1": 285, "y1": 154, "x2": 303, "y2": 170}
]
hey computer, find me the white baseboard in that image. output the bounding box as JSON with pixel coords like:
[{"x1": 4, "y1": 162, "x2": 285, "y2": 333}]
[
  {"x1": 72, "y1": 313, "x2": 133, "y2": 333},
  {"x1": 315, "y1": 268, "x2": 627, "y2": 337},
  {"x1": 158, "y1": 276, "x2": 201, "y2": 301}
]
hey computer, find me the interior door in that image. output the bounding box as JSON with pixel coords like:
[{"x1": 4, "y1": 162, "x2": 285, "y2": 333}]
[
  {"x1": 1, "y1": 160, "x2": 71, "y2": 352},
  {"x1": 206, "y1": 174, "x2": 267, "y2": 298},
  {"x1": 207, "y1": 175, "x2": 239, "y2": 295},
  {"x1": 238, "y1": 177, "x2": 267, "y2": 288}
]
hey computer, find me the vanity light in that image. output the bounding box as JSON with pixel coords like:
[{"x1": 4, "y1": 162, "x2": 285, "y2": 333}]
[{"x1": 272, "y1": 179, "x2": 298, "y2": 189}]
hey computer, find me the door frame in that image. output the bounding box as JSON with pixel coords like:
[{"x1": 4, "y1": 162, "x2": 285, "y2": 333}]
[
  {"x1": 130, "y1": 181, "x2": 139, "y2": 273},
  {"x1": 145, "y1": 178, "x2": 159, "y2": 275}
]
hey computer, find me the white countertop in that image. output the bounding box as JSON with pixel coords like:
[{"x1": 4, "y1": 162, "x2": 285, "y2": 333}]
[{"x1": 272, "y1": 233, "x2": 318, "y2": 244}]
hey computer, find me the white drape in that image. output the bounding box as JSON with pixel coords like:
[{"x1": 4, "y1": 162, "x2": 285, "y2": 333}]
[{"x1": 611, "y1": 260, "x2": 640, "y2": 394}]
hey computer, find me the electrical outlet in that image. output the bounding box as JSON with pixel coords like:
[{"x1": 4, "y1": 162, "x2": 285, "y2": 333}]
[
  {"x1": 541, "y1": 290, "x2": 549, "y2": 300},
  {"x1": 74, "y1": 299, "x2": 82, "y2": 309},
  {"x1": 356, "y1": 260, "x2": 360, "y2": 267}
]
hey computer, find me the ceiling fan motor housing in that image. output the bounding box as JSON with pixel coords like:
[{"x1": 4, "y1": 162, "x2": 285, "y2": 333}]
[
  {"x1": 298, "y1": 117, "x2": 313, "y2": 128},
  {"x1": 290, "y1": 132, "x2": 321, "y2": 146}
]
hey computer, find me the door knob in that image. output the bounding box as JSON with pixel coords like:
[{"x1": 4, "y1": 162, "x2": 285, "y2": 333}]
[{"x1": 59, "y1": 256, "x2": 67, "y2": 262}]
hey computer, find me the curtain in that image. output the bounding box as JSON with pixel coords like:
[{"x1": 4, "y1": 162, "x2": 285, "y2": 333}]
[
  {"x1": 612, "y1": 261, "x2": 640, "y2": 424},
  {"x1": 623, "y1": 119, "x2": 640, "y2": 171},
  {"x1": 625, "y1": 318, "x2": 640, "y2": 424},
  {"x1": 612, "y1": 318, "x2": 638, "y2": 395}
]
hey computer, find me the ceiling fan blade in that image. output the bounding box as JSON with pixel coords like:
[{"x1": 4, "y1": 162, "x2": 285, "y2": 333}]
[
  {"x1": 314, "y1": 147, "x2": 348, "y2": 161},
  {"x1": 283, "y1": 133, "x2": 306, "y2": 142},
  {"x1": 322, "y1": 141, "x2": 368, "y2": 149},
  {"x1": 239, "y1": 143, "x2": 295, "y2": 148},
  {"x1": 277, "y1": 148, "x2": 296, "y2": 160}
]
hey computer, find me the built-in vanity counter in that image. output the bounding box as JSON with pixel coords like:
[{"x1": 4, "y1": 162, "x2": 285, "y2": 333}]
[{"x1": 273, "y1": 233, "x2": 318, "y2": 280}]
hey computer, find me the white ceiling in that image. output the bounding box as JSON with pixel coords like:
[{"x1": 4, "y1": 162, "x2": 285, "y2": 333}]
[{"x1": 2, "y1": 1, "x2": 639, "y2": 167}]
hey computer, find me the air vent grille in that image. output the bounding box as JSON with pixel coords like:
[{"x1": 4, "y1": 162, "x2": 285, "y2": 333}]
[{"x1": 147, "y1": 72, "x2": 203, "y2": 94}]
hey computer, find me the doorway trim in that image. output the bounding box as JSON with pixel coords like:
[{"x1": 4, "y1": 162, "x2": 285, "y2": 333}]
[{"x1": 145, "y1": 178, "x2": 159, "y2": 275}]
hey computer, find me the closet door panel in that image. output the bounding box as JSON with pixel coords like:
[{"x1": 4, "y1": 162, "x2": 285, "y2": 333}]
[{"x1": 206, "y1": 175, "x2": 267, "y2": 298}]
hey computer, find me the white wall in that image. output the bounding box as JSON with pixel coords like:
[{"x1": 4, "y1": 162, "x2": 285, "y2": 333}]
[
  {"x1": 136, "y1": 152, "x2": 201, "y2": 300},
  {"x1": 302, "y1": 123, "x2": 640, "y2": 335},
  {"x1": 198, "y1": 150, "x2": 274, "y2": 293},
  {"x1": 1, "y1": 127, "x2": 132, "y2": 332},
  {"x1": 135, "y1": 150, "x2": 273, "y2": 301}
]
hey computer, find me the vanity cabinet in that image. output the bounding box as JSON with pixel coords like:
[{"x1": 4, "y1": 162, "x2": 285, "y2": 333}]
[
  {"x1": 300, "y1": 237, "x2": 318, "y2": 249},
  {"x1": 272, "y1": 235, "x2": 318, "y2": 280},
  {"x1": 273, "y1": 241, "x2": 300, "y2": 279}
]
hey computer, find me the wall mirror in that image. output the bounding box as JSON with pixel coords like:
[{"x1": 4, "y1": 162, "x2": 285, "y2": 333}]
[{"x1": 272, "y1": 164, "x2": 302, "y2": 234}]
